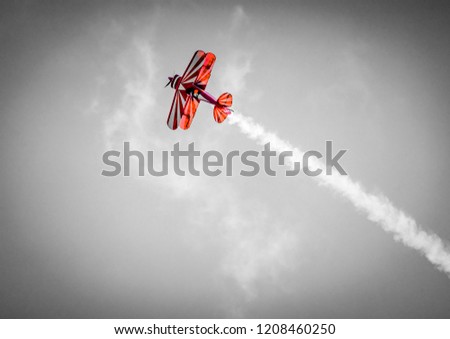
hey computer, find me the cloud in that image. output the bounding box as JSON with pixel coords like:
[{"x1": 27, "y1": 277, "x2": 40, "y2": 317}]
[
  {"x1": 220, "y1": 51, "x2": 252, "y2": 94},
  {"x1": 219, "y1": 6, "x2": 253, "y2": 95},
  {"x1": 95, "y1": 34, "x2": 210, "y2": 196},
  {"x1": 230, "y1": 5, "x2": 249, "y2": 32},
  {"x1": 210, "y1": 6, "x2": 301, "y2": 308},
  {"x1": 91, "y1": 15, "x2": 295, "y2": 315},
  {"x1": 221, "y1": 210, "x2": 296, "y2": 299},
  {"x1": 185, "y1": 185, "x2": 298, "y2": 316},
  {"x1": 102, "y1": 38, "x2": 157, "y2": 147},
  {"x1": 304, "y1": 47, "x2": 372, "y2": 117}
]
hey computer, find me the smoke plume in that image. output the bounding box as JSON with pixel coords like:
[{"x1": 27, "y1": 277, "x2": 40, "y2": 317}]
[{"x1": 228, "y1": 111, "x2": 450, "y2": 278}]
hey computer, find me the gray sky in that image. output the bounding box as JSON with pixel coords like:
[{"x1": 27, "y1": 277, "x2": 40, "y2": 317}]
[{"x1": 1, "y1": 1, "x2": 450, "y2": 318}]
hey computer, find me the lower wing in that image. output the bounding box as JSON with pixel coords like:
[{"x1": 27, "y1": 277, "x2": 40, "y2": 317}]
[
  {"x1": 180, "y1": 95, "x2": 200, "y2": 130},
  {"x1": 167, "y1": 90, "x2": 200, "y2": 130},
  {"x1": 167, "y1": 90, "x2": 185, "y2": 130}
]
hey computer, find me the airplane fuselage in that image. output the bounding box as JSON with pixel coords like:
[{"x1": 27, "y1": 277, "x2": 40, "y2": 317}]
[{"x1": 168, "y1": 74, "x2": 219, "y2": 107}]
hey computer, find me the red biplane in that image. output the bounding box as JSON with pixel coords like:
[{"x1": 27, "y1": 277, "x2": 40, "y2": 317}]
[{"x1": 166, "y1": 50, "x2": 233, "y2": 130}]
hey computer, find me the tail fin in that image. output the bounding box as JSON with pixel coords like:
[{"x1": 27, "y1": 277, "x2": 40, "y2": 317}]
[
  {"x1": 213, "y1": 92, "x2": 233, "y2": 123},
  {"x1": 217, "y1": 92, "x2": 232, "y2": 107},
  {"x1": 213, "y1": 105, "x2": 231, "y2": 123}
]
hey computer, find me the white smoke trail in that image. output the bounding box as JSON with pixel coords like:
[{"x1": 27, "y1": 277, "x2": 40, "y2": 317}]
[{"x1": 228, "y1": 111, "x2": 450, "y2": 278}]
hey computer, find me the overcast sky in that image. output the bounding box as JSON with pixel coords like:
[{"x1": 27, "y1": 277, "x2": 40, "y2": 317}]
[{"x1": 1, "y1": 1, "x2": 450, "y2": 318}]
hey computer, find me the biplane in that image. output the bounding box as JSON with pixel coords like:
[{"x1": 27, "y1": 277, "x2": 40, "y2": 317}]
[{"x1": 166, "y1": 50, "x2": 233, "y2": 130}]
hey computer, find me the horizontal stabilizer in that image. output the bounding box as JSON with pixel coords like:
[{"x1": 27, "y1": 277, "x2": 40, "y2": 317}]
[
  {"x1": 213, "y1": 105, "x2": 231, "y2": 123},
  {"x1": 217, "y1": 92, "x2": 233, "y2": 107}
]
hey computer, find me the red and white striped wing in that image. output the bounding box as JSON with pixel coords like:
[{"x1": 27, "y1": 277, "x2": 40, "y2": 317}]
[
  {"x1": 180, "y1": 50, "x2": 207, "y2": 89},
  {"x1": 195, "y1": 53, "x2": 216, "y2": 90},
  {"x1": 180, "y1": 95, "x2": 200, "y2": 130},
  {"x1": 166, "y1": 90, "x2": 186, "y2": 130}
]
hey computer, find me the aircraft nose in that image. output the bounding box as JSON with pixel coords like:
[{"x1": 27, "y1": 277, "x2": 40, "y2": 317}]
[{"x1": 165, "y1": 77, "x2": 172, "y2": 88}]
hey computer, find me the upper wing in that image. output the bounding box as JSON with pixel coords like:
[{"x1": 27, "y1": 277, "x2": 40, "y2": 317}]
[
  {"x1": 195, "y1": 52, "x2": 216, "y2": 90},
  {"x1": 180, "y1": 51, "x2": 216, "y2": 91},
  {"x1": 180, "y1": 50, "x2": 206, "y2": 89},
  {"x1": 166, "y1": 90, "x2": 186, "y2": 130}
]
